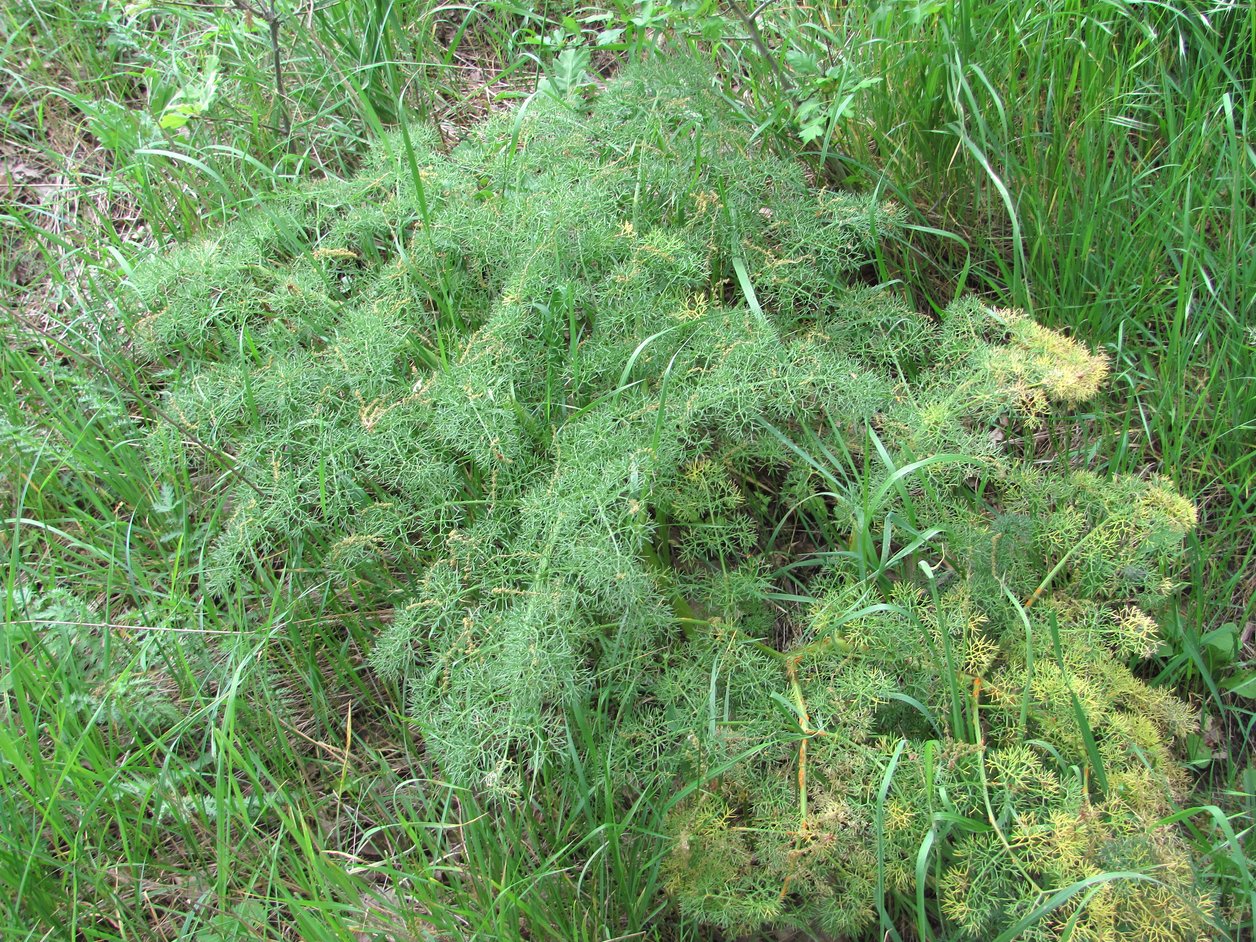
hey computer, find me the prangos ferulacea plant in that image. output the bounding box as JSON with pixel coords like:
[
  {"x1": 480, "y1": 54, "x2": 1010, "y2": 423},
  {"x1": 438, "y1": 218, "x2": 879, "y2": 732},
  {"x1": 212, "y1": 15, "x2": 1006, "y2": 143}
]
[{"x1": 130, "y1": 57, "x2": 1214, "y2": 939}]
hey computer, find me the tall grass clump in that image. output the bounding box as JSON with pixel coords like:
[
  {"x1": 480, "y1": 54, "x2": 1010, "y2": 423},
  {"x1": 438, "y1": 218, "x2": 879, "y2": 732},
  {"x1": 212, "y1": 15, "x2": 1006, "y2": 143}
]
[{"x1": 20, "y1": 53, "x2": 1228, "y2": 938}]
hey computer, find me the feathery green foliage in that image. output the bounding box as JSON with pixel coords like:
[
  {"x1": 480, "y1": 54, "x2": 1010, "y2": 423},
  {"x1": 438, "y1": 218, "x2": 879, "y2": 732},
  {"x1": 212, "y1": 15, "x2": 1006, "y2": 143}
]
[{"x1": 113, "y1": 55, "x2": 1224, "y2": 937}]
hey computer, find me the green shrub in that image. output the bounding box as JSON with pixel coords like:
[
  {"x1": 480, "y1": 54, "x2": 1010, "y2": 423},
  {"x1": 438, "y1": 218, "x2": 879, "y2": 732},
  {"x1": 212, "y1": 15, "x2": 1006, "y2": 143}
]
[{"x1": 127, "y1": 57, "x2": 1213, "y2": 939}]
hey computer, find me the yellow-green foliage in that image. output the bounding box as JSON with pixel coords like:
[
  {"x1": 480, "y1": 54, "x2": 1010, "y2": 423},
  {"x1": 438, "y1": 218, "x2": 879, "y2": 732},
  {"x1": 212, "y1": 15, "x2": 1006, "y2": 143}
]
[
  {"x1": 659, "y1": 549, "x2": 1210, "y2": 939},
  {"x1": 127, "y1": 56, "x2": 1213, "y2": 939}
]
